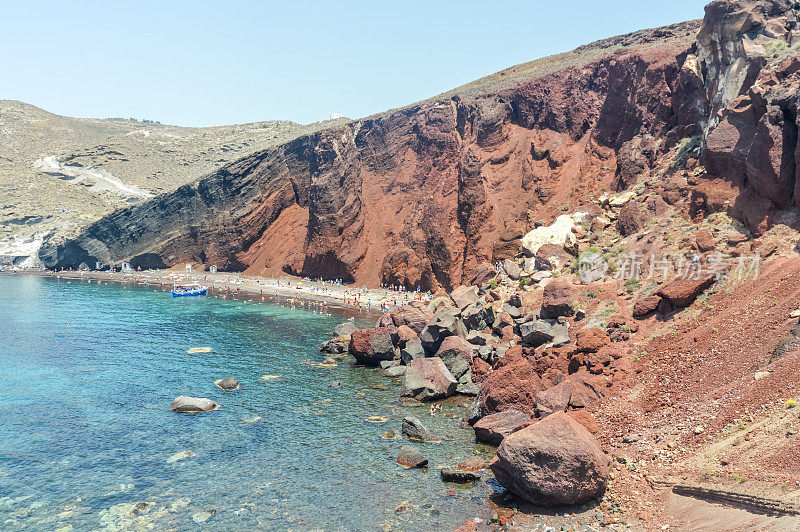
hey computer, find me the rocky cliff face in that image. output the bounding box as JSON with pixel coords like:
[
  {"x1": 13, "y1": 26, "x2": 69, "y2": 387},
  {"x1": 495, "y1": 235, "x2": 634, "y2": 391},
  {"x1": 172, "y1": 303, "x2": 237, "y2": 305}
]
[{"x1": 41, "y1": 0, "x2": 800, "y2": 288}]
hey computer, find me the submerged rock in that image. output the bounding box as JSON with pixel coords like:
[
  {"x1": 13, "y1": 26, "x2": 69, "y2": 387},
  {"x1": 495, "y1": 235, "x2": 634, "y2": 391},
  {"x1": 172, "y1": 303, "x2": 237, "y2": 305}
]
[
  {"x1": 440, "y1": 468, "x2": 482, "y2": 483},
  {"x1": 397, "y1": 445, "x2": 428, "y2": 468},
  {"x1": 401, "y1": 415, "x2": 441, "y2": 442},
  {"x1": 457, "y1": 456, "x2": 487, "y2": 471},
  {"x1": 167, "y1": 450, "x2": 194, "y2": 463},
  {"x1": 214, "y1": 377, "x2": 240, "y2": 391},
  {"x1": 491, "y1": 412, "x2": 609, "y2": 506},
  {"x1": 169, "y1": 396, "x2": 219, "y2": 413},
  {"x1": 334, "y1": 322, "x2": 359, "y2": 337}
]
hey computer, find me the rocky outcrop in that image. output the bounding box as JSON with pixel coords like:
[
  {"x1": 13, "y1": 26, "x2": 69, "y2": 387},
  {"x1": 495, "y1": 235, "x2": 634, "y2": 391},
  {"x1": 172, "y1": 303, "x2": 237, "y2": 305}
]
[
  {"x1": 490, "y1": 412, "x2": 610, "y2": 506},
  {"x1": 473, "y1": 409, "x2": 532, "y2": 446}
]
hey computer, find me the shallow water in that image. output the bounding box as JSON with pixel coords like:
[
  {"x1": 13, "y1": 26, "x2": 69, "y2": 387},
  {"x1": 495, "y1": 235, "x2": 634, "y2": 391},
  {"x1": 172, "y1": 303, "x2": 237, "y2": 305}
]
[{"x1": 0, "y1": 274, "x2": 494, "y2": 531}]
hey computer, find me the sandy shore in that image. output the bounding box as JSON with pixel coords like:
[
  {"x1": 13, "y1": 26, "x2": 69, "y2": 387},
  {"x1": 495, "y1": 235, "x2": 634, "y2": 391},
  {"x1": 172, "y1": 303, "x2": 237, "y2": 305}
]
[{"x1": 18, "y1": 268, "x2": 433, "y2": 319}]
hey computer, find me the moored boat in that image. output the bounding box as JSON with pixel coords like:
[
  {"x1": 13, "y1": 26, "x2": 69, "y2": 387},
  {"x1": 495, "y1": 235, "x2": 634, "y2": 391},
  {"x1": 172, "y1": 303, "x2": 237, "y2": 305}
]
[{"x1": 170, "y1": 283, "x2": 208, "y2": 297}]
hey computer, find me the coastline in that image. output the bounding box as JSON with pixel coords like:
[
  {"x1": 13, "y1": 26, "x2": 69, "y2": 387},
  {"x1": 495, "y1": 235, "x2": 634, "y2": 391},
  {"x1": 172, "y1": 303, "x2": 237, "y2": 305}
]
[{"x1": 5, "y1": 268, "x2": 429, "y2": 320}]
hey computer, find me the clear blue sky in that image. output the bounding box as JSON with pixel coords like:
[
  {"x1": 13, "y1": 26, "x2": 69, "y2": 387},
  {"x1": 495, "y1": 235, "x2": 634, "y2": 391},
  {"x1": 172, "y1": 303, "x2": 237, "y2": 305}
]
[{"x1": 1, "y1": 1, "x2": 708, "y2": 127}]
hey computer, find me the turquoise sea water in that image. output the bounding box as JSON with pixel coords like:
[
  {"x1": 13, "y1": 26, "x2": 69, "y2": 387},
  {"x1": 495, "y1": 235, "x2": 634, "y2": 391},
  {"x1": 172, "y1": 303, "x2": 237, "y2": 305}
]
[{"x1": 0, "y1": 274, "x2": 493, "y2": 531}]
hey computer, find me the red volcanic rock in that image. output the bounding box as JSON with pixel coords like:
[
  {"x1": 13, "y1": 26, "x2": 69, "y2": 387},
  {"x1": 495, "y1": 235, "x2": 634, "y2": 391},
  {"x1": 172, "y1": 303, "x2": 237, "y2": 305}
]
[
  {"x1": 402, "y1": 357, "x2": 457, "y2": 401},
  {"x1": 471, "y1": 357, "x2": 492, "y2": 383},
  {"x1": 535, "y1": 380, "x2": 573, "y2": 417},
  {"x1": 396, "y1": 325, "x2": 418, "y2": 344},
  {"x1": 567, "y1": 409, "x2": 601, "y2": 435},
  {"x1": 473, "y1": 409, "x2": 532, "y2": 446},
  {"x1": 695, "y1": 228, "x2": 715, "y2": 252},
  {"x1": 378, "y1": 302, "x2": 433, "y2": 334},
  {"x1": 478, "y1": 359, "x2": 543, "y2": 417},
  {"x1": 541, "y1": 279, "x2": 576, "y2": 319},
  {"x1": 633, "y1": 295, "x2": 662, "y2": 317},
  {"x1": 349, "y1": 327, "x2": 396, "y2": 366},
  {"x1": 491, "y1": 412, "x2": 610, "y2": 506},
  {"x1": 616, "y1": 201, "x2": 648, "y2": 237},
  {"x1": 493, "y1": 344, "x2": 525, "y2": 370},
  {"x1": 575, "y1": 328, "x2": 610, "y2": 353},
  {"x1": 656, "y1": 274, "x2": 715, "y2": 307}
]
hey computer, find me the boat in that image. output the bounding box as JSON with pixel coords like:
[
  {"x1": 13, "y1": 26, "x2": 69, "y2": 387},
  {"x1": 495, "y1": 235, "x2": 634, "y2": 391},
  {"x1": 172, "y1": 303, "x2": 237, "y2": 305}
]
[{"x1": 170, "y1": 283, "x2": 208, "y2": 297}]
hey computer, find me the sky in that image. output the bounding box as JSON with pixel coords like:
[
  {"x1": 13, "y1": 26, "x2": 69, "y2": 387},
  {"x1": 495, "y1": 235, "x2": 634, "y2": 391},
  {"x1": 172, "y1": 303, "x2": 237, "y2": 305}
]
[{"x1": 1, "y1": 0, "x2": 709, "y2": 127}]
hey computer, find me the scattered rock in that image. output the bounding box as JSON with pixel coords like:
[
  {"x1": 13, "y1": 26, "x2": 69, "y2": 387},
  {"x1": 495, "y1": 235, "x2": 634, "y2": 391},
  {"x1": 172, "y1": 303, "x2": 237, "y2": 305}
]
[
  {"x1": 378, "y1": 302, "x2": 434, "y2": 334},
  {"x1": 400, "y1": 336, "x2": 426, "y2": 364},
  {"x1": 503, "y1": 259, "x2": 523, "y2": 280},
  {"x1": 633, "y1": 295, "x2": 662, "y2": 317},
  {"x1": 541, "y1": 279, "x2": 576, "y2": 318},
  {"x1": 440, "y1": 468, "x2": 482, "y2": 483},
  {"x1": 695, "y1": 228, "x2": 716, "y2": 252},
  {"x1": 192, "y1": 509, "x2": 216, "y2": 524},
  {"x1": 457, "y1": 456, "x2": 488, "y2": 471},
  {"x1": 534, "y1": 243, "x2": 573, "y2": 271},
  {"x1": 420, "y1": 307, "x2": 467, "y2": 354},
  {"x1": 491, "y1": 412, "x2": 609, "y2": 506},
  {"x1": 576, "y1": 328, "x2": 610, "y2": 353},
  {"x1": 397, "y1": 445, "x2": 428, "y2": 468},
  {"x1": 402, "y1": 415, "x2": 441, "y2": 442},
  {"x1": 451, "y1": 285, "x2": 479, "y2": 309},
  {"x1": 435, "y1": 336, "x2": 474, "y2": 380},
  {"x1": 402, "y1": 357, "x2": 457, "y2": 401},
  {"x1": 473, "y1": 409, "x2": 532, "y2": 446},
  {"x1": 214, "y1": 377, "x2": 240, "y2": 391},
  {"x1": 169, "y1": 396, "x2": 219, "y2": 413},
  {"x1": 657, "y1": 274, "x2": 716, "y2": 307}
]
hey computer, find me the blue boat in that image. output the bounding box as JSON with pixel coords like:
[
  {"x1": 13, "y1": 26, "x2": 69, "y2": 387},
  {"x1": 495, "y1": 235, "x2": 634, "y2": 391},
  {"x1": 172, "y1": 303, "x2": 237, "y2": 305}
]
[{"x1": 170, "y1": 283, "x2": 208, "y2": 297}]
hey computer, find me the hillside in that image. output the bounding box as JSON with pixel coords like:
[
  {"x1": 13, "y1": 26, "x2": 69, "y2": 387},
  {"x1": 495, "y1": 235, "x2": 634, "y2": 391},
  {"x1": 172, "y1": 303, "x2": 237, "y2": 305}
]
[{"x1": 0, "y1": 100, "x2": 347, "y2": 265}]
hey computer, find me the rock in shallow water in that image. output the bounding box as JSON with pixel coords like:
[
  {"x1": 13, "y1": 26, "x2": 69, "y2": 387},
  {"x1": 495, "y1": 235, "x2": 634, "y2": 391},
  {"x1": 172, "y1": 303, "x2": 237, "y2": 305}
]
[
  {"x1": 490, "y1": 412, "x2": 609, "y2": 506},
  {"x1": 169, "y1": 396, "x2": 219, "y2": 413},
  {"x1": 401, "y1": 415, "x2": 441, "y2": 442},
  {"x1": 397, "y1": 445, "x2": 428, "y2": 468},
  {"x1": 214, "y1": 377, "x2": 240, "y2": 391},
  {"x1": 440, "y1": 468, "x2": 481, "y2": 483}
]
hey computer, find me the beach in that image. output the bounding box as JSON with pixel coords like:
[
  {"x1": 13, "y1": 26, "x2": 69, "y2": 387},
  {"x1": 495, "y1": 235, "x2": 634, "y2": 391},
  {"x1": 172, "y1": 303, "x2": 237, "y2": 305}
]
[{"x1": 20, "y1": 268, "x2": 432, "y2": 317}]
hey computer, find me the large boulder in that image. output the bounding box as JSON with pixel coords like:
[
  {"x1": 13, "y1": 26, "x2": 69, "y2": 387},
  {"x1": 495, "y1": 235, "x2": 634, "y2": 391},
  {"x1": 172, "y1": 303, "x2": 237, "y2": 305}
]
[
  {"x1": 540, "y1": 279, "x2": 576, "y2": 319},
  {"x1": 534, "y1": 243, "x2": 573, "y2": 271},
  {"x1": 334, "y1": 322, "x2": 359, "y2": 337},
  {"x1": 402, "y1": 415, "x2": 441, "y2": 442},
  {"x1": 170, "y1": 396, "x2": 219, "y2": 413},
  {"x1": 478, "y1": 359, "x2": 543, "y2": 416},
  {"x1": 503, "y1": 259, "x2": 523, "y2": 281},
  {"x1": 575, "y1": 328, "x2": 610, "y2": 353},
  {"x1": 490, "y1": 412, "x2": 610, "y2": 506},
  {"x1": 656, "y1": 274, "x2": 716, "y2": 308},
  {"x1": 318, "y1": 335, "x2": 350, "y2": 354},
  {"x1": 402, "y1": 358, "x2": 457, "y2": 401},
  {"x1": 435, "y1": 335, "x2": 474, "y2": 380},
  {"x1": 451, "y1": 285, "x2": 479, "y2": 309},
  {"x1": 461, "y1": 301, "x2": 495, "y2": 331},
  {"x1": 632, "y1": 295, "x2": 662, "y2": 318},
  {"x1": 420, "y1": 307, "x2": 467, "y2": 354},
  {"x1": 519, "y1": 320, "x2": 555, "y2": 347},
  {"x1": 400, "y1": 336, "x2": 425, "y2": 364},
  {"x1": 378, "y1": 302, "x2": 434, "y2": 334},
  {"x1": 521, "y1": 214, "x2": 585, "y2": 256},
  {"x1": 473, "y1": 409, "x2": 532, "y2": 446},
  {"x1": 349, "y1": 327, "x2": 396, "y2": 366}
]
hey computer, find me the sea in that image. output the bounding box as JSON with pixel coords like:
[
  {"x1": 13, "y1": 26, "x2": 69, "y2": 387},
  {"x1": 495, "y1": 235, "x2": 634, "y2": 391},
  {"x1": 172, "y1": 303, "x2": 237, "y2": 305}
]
[{"x1": 0, "y1": 274, "x2": 495, "y2": 531}]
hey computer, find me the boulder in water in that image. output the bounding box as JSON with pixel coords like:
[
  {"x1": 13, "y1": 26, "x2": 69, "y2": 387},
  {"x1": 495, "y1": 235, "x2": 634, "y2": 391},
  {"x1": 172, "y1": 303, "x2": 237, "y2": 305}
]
[
  {"x1": 214, "y1": 377, "x2": 240, "y2": 391},
  {"x1": 169, "y1": 396, "x2": 219, "y2": 413},
  {"x1": 401, "y1": 415, "x2": 441, "y2": 442},
  {"x1": 440, "y1": 468, "x2": 481, "y2": 483},
  {"x1": 397, "y1": 445, "x2": 428, "y2": 468}
]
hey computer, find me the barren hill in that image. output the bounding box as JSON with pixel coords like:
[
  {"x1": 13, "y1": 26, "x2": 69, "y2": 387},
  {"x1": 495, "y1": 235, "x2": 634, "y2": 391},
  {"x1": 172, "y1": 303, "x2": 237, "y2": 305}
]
[{"x1": 0, "y1": 100, "x2": 346, "y2": 265}]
